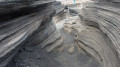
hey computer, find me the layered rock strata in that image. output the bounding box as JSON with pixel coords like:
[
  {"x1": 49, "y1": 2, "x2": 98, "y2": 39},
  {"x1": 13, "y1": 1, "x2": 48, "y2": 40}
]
[
  {"x1": 0, "y1": 0, "x2": 64, "y2": 67},
  {"x1": 67, "y1": 1, "x2": 120, "y2": 67}
]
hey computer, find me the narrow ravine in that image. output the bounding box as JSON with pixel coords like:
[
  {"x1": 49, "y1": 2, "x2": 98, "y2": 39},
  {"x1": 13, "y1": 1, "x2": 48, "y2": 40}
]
[{"x1": 53, "y1": 12, "x2": 99, "y2": 67}]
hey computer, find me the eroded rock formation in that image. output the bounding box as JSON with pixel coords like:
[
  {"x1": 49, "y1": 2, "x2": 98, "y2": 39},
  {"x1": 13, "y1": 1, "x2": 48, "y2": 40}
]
[
  {"x1": 0, "y1": 0, "x2": 120, "y2": 67},
  {"x1": 0, "y1": 0, "x2": 64, "y2": 67},
  {"x1": 66, "y1": 1, "x2": 120, "y2": 67}
]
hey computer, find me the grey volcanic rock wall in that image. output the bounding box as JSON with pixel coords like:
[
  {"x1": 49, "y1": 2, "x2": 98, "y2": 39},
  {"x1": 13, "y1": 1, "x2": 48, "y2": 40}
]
[
  {"x1": 72, "y1": 1, "x2": 120, "y2": 67},
  {"x1": 0, "y1": 0, "x2": 64, "y2": 67}
]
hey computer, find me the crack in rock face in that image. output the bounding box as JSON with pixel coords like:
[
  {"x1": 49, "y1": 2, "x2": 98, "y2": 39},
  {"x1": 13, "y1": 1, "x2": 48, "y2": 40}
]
[{"x1": 61, "y1": 16, "x2": 87, "y2": 54}]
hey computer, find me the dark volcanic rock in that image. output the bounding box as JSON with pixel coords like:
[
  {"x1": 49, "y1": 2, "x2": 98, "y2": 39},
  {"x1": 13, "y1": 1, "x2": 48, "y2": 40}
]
[
  {"x1": 52, "y1": 1, "x2": 65, "y2": 15},
  {"x1": 7, "y1": 45, "x2": 61, "y2": 67},
  {"x1": 0, "y1": 0, "x2": 55, "y2": 15},
  {"x1": 0, "y1": 0, "x2": 63, "y2": 67}
]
